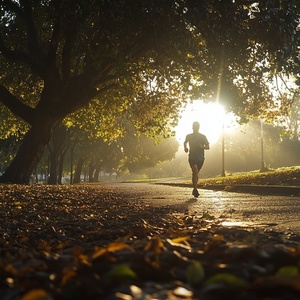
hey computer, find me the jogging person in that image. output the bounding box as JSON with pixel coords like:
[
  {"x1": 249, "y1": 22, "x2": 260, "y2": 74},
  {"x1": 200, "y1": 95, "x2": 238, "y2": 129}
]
[{"x1": 184, "y1": 121, "x2": 210, "y2": 197}]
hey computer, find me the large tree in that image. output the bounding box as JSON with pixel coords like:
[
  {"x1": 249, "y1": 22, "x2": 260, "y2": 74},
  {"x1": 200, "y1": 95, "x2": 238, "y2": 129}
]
[{"x1": 0, "y1": 0, "x2": 299, "y2": 184}]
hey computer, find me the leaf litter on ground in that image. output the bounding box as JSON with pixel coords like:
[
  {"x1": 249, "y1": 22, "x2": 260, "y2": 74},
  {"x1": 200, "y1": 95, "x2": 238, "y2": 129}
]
[{"x1": 0, "y1": 184, "x2": 300, "y2": 299}]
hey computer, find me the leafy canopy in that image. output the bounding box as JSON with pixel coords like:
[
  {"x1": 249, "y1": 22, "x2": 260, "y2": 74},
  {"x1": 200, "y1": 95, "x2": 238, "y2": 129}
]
[{"x1": 0, "y1": 0, "x2": 299, "y2": 140}]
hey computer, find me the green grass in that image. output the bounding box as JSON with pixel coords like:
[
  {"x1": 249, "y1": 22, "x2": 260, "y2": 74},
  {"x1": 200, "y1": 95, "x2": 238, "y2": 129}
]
[{"x1": 198, "y1": 166, "x2": 300, "y2": 187}]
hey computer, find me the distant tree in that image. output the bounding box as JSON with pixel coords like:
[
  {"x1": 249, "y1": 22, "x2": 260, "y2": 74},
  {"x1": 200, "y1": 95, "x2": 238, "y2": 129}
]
[
  {"x1": 279, "y1": 136, "x2": 300, "y2": 166},
  {"x1": 68, "y1": 126, "x2": 179, "y2": 182},
  {"x1": 212, "y1": 120, "x2": 299, "y2": 173},
  {"x1": 70, "y1": 131, "x2": 94, "y2": 184},
  {"x1": 122, "y1": 135, "x2": 179, "y2": 173},
  {"x1": 0, "y1": 0, "x2": 299, "y2": 184},
  {"x1": 149, "y1": 151, "x2": 190, "y2": 178},
  {"x1": 284, "y1": 93, "x2": 300, "y2": 141},
  {"x1": 85, "y1": 140, "x2": 120, "y2": 183}
]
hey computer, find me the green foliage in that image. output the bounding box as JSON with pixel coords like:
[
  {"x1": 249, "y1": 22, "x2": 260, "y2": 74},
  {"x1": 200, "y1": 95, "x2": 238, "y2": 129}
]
[
  {"x1": 105, "y1": 264, "x2": 138, "y2": 283},
  {"x1": 205, "y1": 273, "x2": 248, "y2": 288},
  {"x1": 0, "y1": 136, "x2": 20, "y2": 170},
  {"x1": 186, "y1": 261, "x2": 205, "y2": 285},
  {"x1": 1, "y1": 0, "x2": 300, "y2": 183},
  {"x1": 0, "y1": 105, "x2": 29, "y2": 139},
  {"x1": 121, "y1": 134, "x2": 179, "y2": 173},
  {"x1": 276, "y1": 266, "x2": 298, "y2": 278},
  {"x1": 1, "y1": 0, "x2": 299, "y2": 127}
]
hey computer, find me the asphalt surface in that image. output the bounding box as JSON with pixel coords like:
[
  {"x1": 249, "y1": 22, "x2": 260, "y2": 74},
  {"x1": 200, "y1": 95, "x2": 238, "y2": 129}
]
[{"x1": 106, "y1": 182, "x2": 300, "y2": 234}]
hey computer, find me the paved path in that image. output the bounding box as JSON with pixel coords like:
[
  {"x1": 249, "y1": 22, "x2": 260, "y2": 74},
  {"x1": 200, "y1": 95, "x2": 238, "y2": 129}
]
[{"x1": 106, "y1": 182, "x2": 300, "y2": 234}]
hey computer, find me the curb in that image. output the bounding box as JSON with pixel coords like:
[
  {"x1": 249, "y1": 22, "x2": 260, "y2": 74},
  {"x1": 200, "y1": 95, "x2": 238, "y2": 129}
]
[
  {"x1": 156, "y1": 182, "x2": 300, "y2": 196},
  {"x1": 203, "y1": 184, "x2": 300, "y2": 196}
]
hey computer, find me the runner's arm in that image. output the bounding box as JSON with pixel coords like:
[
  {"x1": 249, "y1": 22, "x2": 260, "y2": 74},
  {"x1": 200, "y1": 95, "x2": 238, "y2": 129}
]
[
  {"x1": 202, "y1": 143, "x2": 210, "y2": 150},
  {"x1": 183, "y1": 137, "x2": 189, "y2": 153},
  {"x1": 202, "y1": 137, "x2": 210, "y2": 150}
]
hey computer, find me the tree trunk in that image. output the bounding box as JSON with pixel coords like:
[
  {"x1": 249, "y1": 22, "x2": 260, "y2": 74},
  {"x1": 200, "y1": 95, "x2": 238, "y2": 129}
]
[
  {"x1": 57, "y1": 151, "x2": 67, "y2": 184},
  {"x1": 73, "y1": 156, "x2": 85, "y2": 184},
  {"x1": 93, "y1": 164, "x2": 101, "y2": 182},
  {"x1": 48, "y1": 126, "x2": 68, "y2": 185},
  {"x1": 88, "y1": 162, "x2": 96, "y2": 183},
  {"x1": 48, "y1": 152, "x2": 59, "y2": 184},
  {"x1": 0, "y1": 118, "x2": 55, "y2": 184}
]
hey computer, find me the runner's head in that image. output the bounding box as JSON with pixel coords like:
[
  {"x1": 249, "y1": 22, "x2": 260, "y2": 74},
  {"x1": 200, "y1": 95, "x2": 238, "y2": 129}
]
[{"x1": 192, "y1": 121, "x2": 200, "y2": 132}]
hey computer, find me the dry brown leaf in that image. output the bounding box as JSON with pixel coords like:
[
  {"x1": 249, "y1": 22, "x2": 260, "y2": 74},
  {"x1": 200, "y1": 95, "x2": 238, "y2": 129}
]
[
  {"x1": 93, "y1": 242, "x2": 134, "y2": 260},
  {"x1": 60, "y1": 267, "x2": 77, "y2": 286},
  {"x1": 144, "y1": 237, "x2": 164, "y2": 254}
]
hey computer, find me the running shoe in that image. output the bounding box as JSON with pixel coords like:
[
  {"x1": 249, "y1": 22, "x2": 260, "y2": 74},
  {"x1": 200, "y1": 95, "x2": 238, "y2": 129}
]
[{"x1": 192, "y1": 188, "x2": 199, "y2": 197}]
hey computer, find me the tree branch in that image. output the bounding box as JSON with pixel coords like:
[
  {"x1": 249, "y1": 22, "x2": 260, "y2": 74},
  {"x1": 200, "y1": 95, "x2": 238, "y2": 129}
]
[
  {"x1": 61, "y1": 30, "x2": 76, "y2": 81},
  {"x1": 20, "y1": 0, "x2": 44, "y2": 70},
  {"x1": 0, "y1": 83, "x2": 35, "y2": 124},
  {"x1": 0, "y1": 0, "x2": 44, "y2": 75},
  {"x1": 44, "y1": 17, "x2": 62, "y2": 80},
  {"x1": 0, "y1": 36, "x2": 32, "y2": 65}
]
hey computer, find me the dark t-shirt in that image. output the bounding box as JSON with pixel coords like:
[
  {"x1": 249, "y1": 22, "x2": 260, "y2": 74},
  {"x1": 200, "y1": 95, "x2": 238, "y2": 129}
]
[{"x1": 185, "y1": 132, "x2": 209, "y2": 161}]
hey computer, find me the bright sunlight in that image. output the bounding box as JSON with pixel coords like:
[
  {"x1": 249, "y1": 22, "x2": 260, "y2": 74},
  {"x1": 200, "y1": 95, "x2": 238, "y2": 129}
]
[{"x1": 174, "y1": 101, "x2": 238, "y2": 145}]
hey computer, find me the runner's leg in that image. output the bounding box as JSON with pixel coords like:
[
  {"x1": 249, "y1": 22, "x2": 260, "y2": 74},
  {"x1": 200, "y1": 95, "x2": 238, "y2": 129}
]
[{"x1": 191, "y1": 164, "x2": 199, "y2": 190}]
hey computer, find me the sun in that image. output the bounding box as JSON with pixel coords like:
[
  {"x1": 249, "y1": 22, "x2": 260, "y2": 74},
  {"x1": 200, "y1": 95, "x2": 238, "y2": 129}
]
[{"x1": 174, "y1": 101, "x2": 228, "y2": 145}]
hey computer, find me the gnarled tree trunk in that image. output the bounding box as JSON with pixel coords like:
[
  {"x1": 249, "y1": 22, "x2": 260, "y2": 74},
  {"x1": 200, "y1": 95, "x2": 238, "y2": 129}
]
[{"x1": 0, "y1": 117, "x2": 58, "y2": 184}]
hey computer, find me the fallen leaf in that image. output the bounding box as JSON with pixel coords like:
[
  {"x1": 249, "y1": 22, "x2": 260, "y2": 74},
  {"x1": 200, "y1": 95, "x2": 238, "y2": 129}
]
[
  {"x1": 276, "y1": 265, "x2": 298, "y2": 277},
  {"x1": 21, "y1": 289, "x2": 52, "y2": 300},
  {"x1": 105, "y1": 264, "x2": 137, "y2": 282},
  {"x1": 93, "y1": 242, "x2": 134, "y2": 260},
  {"x1": 205, "y1": 273, "x2": 248, "y2": 288},
  {"x1": 186, "y1": 261, "x2": 205, "y2": 285}
]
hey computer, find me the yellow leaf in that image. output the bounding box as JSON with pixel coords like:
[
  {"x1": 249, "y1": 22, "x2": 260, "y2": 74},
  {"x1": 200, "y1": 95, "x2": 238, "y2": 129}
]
[
  {"x1": 92, "y1": 248, "x2": 107, "y2": 260},
  {"x1": 106, "y1": 242, "x2": 134, "y2": 253},
  {"x1": 93, "y1": 242, "x2": 134, "y2": 260},
  {"x1": 171, "y1": 236, "x2": 189, "y2": 243},
  {"x1": 21, "y1": 289, "x2": 52, "y2": 300}
]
